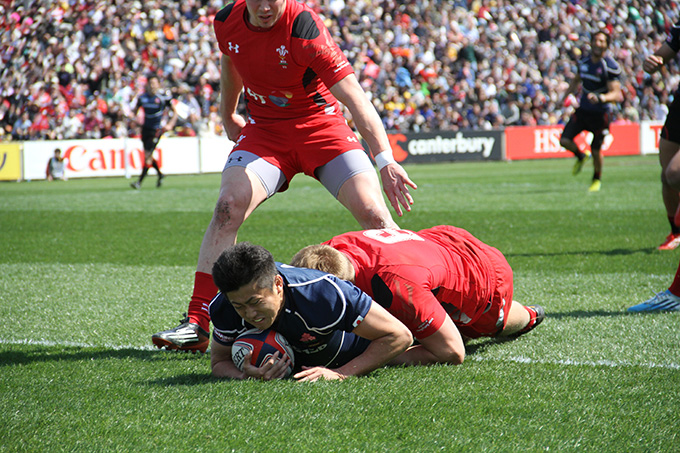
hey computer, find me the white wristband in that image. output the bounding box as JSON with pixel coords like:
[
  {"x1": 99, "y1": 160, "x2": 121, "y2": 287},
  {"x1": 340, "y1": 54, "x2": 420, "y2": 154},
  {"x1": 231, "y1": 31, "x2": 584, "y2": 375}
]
[{"x1": 374, "y1": 150, "x2": 396, "y2": 170}]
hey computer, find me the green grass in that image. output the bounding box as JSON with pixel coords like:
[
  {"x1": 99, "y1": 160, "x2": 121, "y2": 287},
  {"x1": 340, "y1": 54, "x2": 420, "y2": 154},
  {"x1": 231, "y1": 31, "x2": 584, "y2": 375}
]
[{"x1": 1, "y1": 155, "x2": 679, "y2": 452}]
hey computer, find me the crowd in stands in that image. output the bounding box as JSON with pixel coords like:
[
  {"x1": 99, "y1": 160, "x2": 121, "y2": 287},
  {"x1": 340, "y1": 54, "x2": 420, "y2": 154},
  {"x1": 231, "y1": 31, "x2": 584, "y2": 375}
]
[{"x1": 1, "y1": 0, "x2": 679, "y2": 141}]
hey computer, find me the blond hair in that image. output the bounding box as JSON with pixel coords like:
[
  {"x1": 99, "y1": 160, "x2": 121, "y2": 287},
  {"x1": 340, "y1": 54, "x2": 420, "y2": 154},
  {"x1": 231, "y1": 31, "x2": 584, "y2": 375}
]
[{"x1": 291, "y1": 245, "x2": 355, "y2": 281}]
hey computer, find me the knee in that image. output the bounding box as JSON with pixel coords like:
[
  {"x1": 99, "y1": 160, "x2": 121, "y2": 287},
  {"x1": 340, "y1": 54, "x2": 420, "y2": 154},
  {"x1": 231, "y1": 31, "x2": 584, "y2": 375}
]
[
  {"x1": 559, "y1": 137, "x2": 573, "y2": 149},
  {"x1": 665, "y1": 166, "x2": 680, "y2": 190},
  {"x1": 352, "y1": 203, "x2": 398, "y2": 230},
  {"x1": 212, "y1": 193, "x2": 246, "y2": 230}
]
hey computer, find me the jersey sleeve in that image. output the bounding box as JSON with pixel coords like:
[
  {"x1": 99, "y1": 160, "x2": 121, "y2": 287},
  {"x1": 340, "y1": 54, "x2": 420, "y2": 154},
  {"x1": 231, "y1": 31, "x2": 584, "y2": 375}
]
[
  {"x1": 605, "y1": 57, "x2": 622, "y2": 81},
  {"x1": 305, "y1": 274, "x2": 373, "y2": 333},
  {"x1": 213, "y1": 2, "x2": 237, "y2": 55},
  {"x1": 373, "y1": 271, "x2": 447, "y2": 340},
  {"x1": 209, "y1": 293, "x2": 249, "y2": 346},
  {"x1": 289, "y1": 10, "x2": 354, "y2": 90}
]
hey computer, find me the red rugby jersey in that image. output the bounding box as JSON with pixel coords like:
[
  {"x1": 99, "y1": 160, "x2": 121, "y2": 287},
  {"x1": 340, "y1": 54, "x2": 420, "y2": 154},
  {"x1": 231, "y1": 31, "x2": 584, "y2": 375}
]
[
  {"x1": 213, "y1": 0, "x2": 354, "y2": 122},
  {"x1": 324, "y1": 227, "x2": 498, "y2": 339}
]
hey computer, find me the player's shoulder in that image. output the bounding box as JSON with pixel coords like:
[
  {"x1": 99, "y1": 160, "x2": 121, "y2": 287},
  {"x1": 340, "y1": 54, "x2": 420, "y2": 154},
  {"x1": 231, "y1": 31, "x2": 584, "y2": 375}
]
[
  {"x1": 577, "y1": 55, "x2": 590, "y2": 67},
  {"x1": 279, "y1": 264, "x2": 355, "y2": 304},
  {"x1": 603, "y1": 55, "x2": 622, "y2": 74},
  {"x1": 290, "y1": 1, "x2": 322, "y2": 40},
  {"x1": 278, "y1": 262, "x2": 328, "y2": 284},
  {"x1": 214, "y1": 0, "x2": 240, "y2": 24}
]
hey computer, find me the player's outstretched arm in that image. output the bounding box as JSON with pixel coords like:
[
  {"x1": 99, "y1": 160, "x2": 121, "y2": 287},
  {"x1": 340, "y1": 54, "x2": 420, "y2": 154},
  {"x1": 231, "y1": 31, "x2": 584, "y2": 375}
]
[
  {"x1": 294, "y1": 302, "x2": 412, "y2": 382},
  {"x1": 329, "y1": 74, "x2": 417, "y2": 216}
]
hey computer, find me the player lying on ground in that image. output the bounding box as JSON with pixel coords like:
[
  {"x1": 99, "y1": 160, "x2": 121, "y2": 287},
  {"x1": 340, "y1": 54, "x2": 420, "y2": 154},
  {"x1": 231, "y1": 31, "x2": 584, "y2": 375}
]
[
  {"x1": 291, "y1": 226, "x2": 545, "y2": 366},
  {"x1": 209, "y1": 242, "x2": 413, "y2": 381}
]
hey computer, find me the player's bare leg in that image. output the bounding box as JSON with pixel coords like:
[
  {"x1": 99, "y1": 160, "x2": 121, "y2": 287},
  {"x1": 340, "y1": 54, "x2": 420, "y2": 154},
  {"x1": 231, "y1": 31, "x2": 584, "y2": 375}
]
[
  {"x1": 658, "y1": 138, "x2": 680, "y2": 249},
  {"x1": 498, "y1": 301, "x2": 544, "y2": 337},
  {"x1": 337, "y1": 171, "x2": 399, "y2": 229},
  {"x1": 152, "y1": 167, "x2": 268, "y2": 352}
]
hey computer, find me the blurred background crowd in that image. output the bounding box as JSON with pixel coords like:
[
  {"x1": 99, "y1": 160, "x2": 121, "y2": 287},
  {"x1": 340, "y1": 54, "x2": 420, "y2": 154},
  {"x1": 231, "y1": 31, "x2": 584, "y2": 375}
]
[{"x1": 1, "y1": 0, "x2": 679, "y2": 141}]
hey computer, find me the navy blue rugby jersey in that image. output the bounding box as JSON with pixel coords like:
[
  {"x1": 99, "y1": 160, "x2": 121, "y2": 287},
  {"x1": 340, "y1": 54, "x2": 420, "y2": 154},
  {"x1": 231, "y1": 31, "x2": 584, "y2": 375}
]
[
  {"x1": 666, "y1": 20, "x2": 680, "y2": 99},
  {"x1": 576, "y1": 54, "x2": 621, "y2": 113},
  {"x1": 132, "y1": 91, "x2": 172, "y2": 130},
  {"x1": 209, "y1": 263, "x2": 373, "y2": 370}
]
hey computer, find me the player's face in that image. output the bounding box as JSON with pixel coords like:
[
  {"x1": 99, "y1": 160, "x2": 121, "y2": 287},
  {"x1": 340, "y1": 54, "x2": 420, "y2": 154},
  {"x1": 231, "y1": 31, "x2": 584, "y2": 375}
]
[
  {"x1": 591, "y1": 33, "x2": 609, "y2": 58},
  {"x1": 245, "y1": 0, "x2": 286, "y2": 29},
  {"x1": 147, "y1": 77, "x2": 160, "y2": 94},
  {"x1": 227, "y1": 275, "x2": 284, "y2": 329}
]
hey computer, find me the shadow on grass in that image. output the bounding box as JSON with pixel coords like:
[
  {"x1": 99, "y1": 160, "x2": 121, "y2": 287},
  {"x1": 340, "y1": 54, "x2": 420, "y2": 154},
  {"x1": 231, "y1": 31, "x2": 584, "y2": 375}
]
[
  {"x1": 545, "y1": 309, "x2": 629, "y2": 319},
  {"x1": 465, "y1": 309, "x2": 629, "y2": 356},
  {"x1": 505, "y1": 247, "x2": 657, "y2": 258},
  {"x1": 0, "y1": 346, "x2": 206, "y2": 367}
]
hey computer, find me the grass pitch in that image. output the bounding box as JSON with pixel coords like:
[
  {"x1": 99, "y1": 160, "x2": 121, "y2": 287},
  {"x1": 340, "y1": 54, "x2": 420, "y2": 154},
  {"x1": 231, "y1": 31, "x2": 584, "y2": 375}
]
[{"x1": 1, "y1": 155, "x2": 678, "y2": 451}]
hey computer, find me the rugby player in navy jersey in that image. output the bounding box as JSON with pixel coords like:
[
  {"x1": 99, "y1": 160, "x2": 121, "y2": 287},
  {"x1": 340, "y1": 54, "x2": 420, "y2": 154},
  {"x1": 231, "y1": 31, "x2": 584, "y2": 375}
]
[
  {"x1": 642, "y1": 20, "x2": 680, "y2": 251},
  {"x1": 209, "y1": 242, "x2": 412, "y2": 381},
  {"x1": 560, "y1": 30, "x2": 623, "y2": 192},
  {"x1": 129, "y1": 75, "x2": 178, "y2": 189}
]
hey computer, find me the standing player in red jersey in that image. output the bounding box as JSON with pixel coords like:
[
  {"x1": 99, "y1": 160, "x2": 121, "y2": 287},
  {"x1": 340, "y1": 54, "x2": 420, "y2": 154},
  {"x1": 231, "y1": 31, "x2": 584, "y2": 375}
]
[
  {"x1": 152, "y1": 0, "x2": 417, "y2": 352},
  {"x1": 291, "y1": 226, "x2": 545, "y2": 365},
  {"x1": 628, "y1": 19, "x2": 680, "y2": 311}
]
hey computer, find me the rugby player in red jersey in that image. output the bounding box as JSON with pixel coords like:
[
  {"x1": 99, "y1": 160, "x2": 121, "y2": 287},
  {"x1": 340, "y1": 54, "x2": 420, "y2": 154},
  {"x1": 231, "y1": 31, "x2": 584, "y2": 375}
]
[
  {"x1": 291, "y1": 226, "x2": 545, "y2": 365},
  {"x1": 152, "y1": 0, "x2": 416, "y2": 352},
  {"x1": 629, "y1": 19, "x2": 680, "y2": 311},
  {"x1": 643, "y1": 20, "x2": 680, "y2": 251}
]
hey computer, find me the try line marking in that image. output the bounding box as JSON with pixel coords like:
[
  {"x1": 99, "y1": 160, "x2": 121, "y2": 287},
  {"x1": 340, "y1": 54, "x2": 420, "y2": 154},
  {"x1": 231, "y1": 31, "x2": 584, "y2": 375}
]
[{"x1": 4, "y1": 338, "x2": 679, "y2": 370}]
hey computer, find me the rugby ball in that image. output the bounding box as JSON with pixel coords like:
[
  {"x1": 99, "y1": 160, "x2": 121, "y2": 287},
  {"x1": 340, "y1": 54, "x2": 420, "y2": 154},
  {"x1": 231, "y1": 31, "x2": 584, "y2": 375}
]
[{"x1": 231, "y1": 328, "x2": 294, "y2": 377}]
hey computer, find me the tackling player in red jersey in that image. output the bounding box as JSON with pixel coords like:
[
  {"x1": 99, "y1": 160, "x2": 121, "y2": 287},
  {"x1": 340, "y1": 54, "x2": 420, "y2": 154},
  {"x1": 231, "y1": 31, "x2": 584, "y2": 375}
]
[
  {"x1": 291, "y1": 226, "x2": 545, "y2": 366},
  {"x1": 152, "y1": 0, "x2": 416, "y2": 352}
]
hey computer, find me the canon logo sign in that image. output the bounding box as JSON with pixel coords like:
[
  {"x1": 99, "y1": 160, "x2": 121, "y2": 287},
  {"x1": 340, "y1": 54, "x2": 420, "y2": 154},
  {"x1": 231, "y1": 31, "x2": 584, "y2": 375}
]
[{"x1": 63, "y1": 145, "x2": 163, "y2": 173}]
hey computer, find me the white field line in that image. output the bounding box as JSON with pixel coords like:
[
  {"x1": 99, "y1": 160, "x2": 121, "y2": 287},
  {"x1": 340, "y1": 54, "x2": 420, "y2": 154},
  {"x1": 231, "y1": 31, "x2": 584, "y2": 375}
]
[
  {"x1": 3, "y1": 338, "x2": 158, "y2": 351},
  {"x1": 3, "y1": 338, "x2": 679, "y2": 370},
  {"x1": 471, "y1": 355, "x2": 680, "y2": 370}
]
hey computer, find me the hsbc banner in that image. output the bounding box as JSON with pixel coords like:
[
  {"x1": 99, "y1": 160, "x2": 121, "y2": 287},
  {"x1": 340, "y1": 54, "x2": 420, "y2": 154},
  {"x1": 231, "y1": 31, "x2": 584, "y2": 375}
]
[
  {"x1": 505, "y1": 124, "x2": 640, "y2": 160},
  {"x1": 22, "y1": 137, "x2": 234, "y2": 180},
  {"x1": 384, "y1": 130, "x2": 503, "y2": 164}
]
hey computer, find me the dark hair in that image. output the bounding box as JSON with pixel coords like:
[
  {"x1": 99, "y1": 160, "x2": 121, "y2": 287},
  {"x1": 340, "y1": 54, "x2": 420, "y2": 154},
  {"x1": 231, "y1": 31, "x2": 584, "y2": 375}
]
[
  {"x1": 212, "y1": 242, "x2": 277, "y2": 293},
  {"x1": 592, "y1": 29, "x2": 611, "y2": 46}
]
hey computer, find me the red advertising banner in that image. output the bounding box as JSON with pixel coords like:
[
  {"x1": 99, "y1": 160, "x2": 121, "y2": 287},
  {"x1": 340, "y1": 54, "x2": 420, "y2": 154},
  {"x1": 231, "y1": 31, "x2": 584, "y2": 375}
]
[{"x1": 505, "y1": 124, "x2": 640, "y2": 160}]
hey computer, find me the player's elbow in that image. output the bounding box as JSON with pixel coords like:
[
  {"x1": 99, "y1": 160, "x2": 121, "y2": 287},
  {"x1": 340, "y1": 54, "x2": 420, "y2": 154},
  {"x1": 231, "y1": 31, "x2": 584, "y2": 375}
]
[
  {"x1": 394, "y1": 325, "x2": 414, "y2": 353},
  {"x1": 434, "y1": 345, "x2": 466, "y2": 365}
]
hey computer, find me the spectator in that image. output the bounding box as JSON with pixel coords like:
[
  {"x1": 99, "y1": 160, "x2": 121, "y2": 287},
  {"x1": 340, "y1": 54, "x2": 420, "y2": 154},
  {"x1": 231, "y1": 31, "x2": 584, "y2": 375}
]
[{"x1": 0, "y1": 0, "x2": 679, "y2": 141}]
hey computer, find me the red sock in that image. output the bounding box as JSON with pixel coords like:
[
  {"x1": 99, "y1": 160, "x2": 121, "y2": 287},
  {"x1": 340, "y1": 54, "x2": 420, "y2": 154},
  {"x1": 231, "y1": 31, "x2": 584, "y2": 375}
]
[
  {"x1": 668, "y1": 262, "x2": 680, "y2": 297},
  {"x1": 188, "y1": 271, "x2": 217, "y2": 331}
]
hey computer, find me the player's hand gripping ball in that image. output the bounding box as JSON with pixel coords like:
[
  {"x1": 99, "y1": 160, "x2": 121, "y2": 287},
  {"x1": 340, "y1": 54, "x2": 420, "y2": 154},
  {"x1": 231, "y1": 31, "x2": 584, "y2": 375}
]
[{"x1": 231, "y1": 328, "x2": 295, "y2": 378}]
